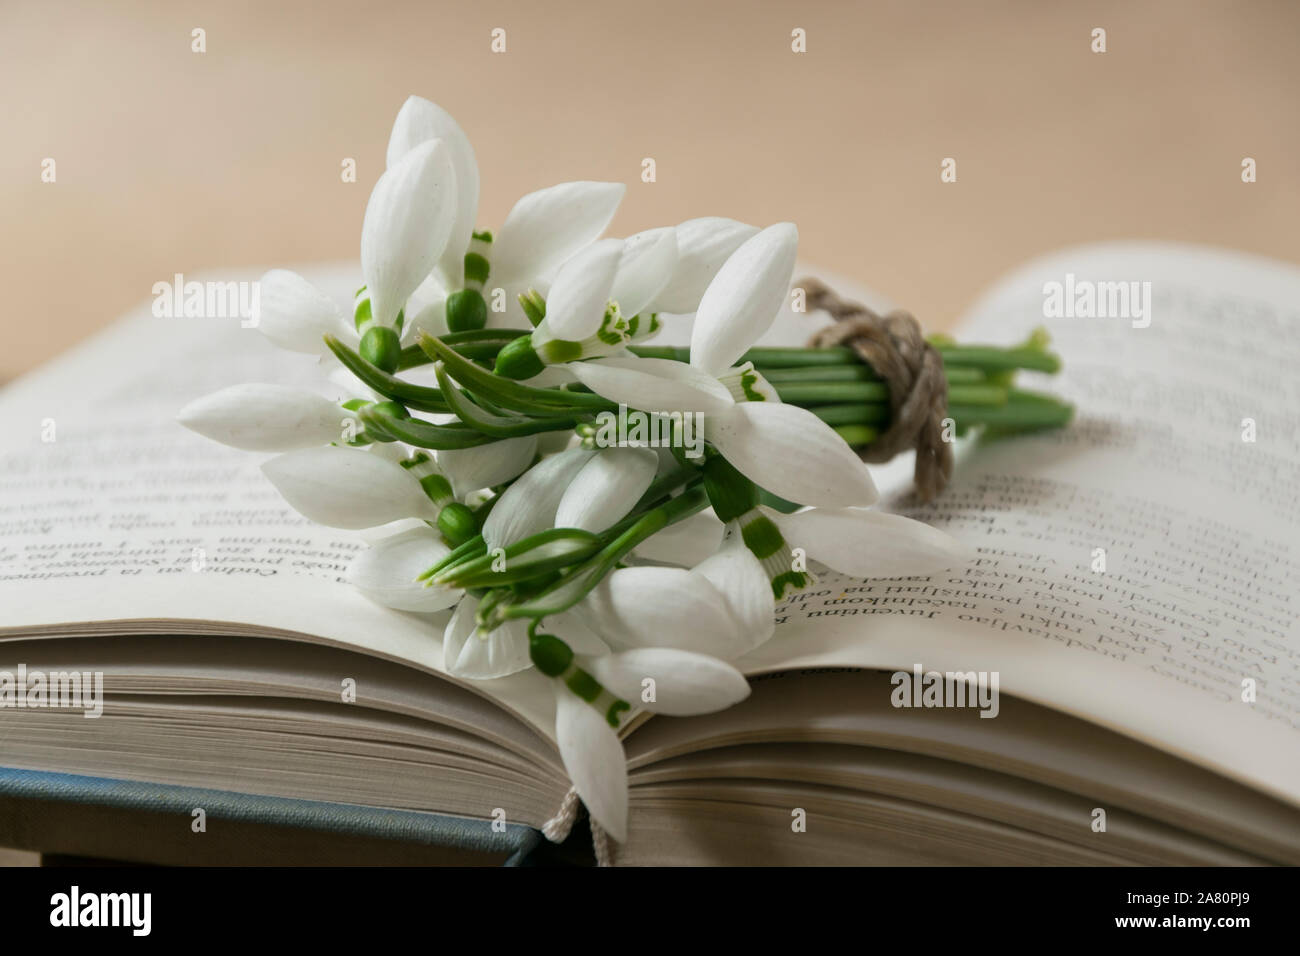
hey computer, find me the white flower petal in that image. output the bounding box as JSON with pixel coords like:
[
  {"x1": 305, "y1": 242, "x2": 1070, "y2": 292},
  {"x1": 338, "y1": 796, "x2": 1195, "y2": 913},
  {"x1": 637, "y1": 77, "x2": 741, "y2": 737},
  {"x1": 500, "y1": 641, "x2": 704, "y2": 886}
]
[
  {"x1": 261, "y1": 445, "x2": 438, "y2": 528},
  {"x1": 521, "y1": 364, "x2": 579, "y2": 388},
  {"x1": 652, "y1": 217, "x2": 759, "y2": 314},
  {"x1": 255, "y1": 269, "x2": 349, "y2": 355},
  {"x1": 563, "y1": 356, "x2": 733, "y2": 415},
  {"x1": 385, "y1": 96, "x2": 479, "y2": 286},
  {"x1": 178, "y1": 384, "x2": 347, "y2": 452},
  {"x1": 404, "y1": 297, "x2": 448, "y2": 339},
  {"x1": 361, "y1": 139, "x2": 457, "y2": 326},
  {"x1": 356, "y1": 516, "x2": 429, "y2": 543},
  {"x1": 544, "y1": 610, "x2": 611, "y2": 657},
  {"x1": 401, "y1": 274, "x2": 449, "y2": 341},
  {"x1": 327, "y1": 366, "x2": 380, "y2": 404},
  {"x1": 347, "y1": 527, "x2": 461, "y2": 612},
  {"x1": 709, "y1": 402, "x2": 878, "y2": 508},
  {"x1": 633, "y1": 508, "x2": 725, "y2": 566},
  {"x1": 435, "y1": 434, "x2": 538, "y2": 500},
  {"x1": 555, "y1": 447, "x2": 658, "y2": 533},
  {"x1": 690, "y1": 222, "x2": 798, "y2": 376},
  {"x1": 444, "y1": 596, "x2": 533, "y2": 679},
  {"x1": 586, "y1": 648, "x2": 750, "y2": 716},
  {"x1": 610, "y1": 227, "x2": 677, "y2": 319},
  {"x1": 482, "y1": 447, "x2": 595, "y2": 549},
  {"x1": 539, "y1": 238, "x2": 623, "y2": 341},
  {"x1": 481, "y1": 278, "x2": 543, "y2": 329},
  {"x1": 772, "y1": 507, "x2": 972, "y2": 578},
  {"x1": 555, "y1": 688, "x2": 628, "y2": 842},
  {"x1": 491, "y1": 181, "x2": 625, "y2": 284},
  {"x1": 692, "y1": 539, "x2": 776, "y2": 650},
  {"x1": 579, "y1": 566, "x2": 754, "y2": 659}
]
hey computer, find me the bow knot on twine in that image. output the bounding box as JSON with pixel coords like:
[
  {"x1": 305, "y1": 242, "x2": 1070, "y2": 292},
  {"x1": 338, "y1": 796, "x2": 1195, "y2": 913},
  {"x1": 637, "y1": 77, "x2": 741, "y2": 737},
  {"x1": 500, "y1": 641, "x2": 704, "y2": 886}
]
[{"x1": 801, "y1": 277, "x2": 953, "y2": 503}]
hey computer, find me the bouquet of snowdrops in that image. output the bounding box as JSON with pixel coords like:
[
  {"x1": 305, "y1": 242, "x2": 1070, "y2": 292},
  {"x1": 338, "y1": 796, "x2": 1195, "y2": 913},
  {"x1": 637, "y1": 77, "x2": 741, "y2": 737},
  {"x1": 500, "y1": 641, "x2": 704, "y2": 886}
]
[{"x1": 179, "y1": 96, "x2": 1069, "y2": 842}]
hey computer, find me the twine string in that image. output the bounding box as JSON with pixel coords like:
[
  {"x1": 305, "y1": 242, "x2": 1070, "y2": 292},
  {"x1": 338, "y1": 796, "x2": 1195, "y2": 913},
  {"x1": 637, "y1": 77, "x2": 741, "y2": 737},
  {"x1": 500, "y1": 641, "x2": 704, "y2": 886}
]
[
  {"x1": 801, "y1": 277, "x2": 953, "y2": 502},
  {"x1": 541, "y1": 785, "x2": 615, "y2": 867}
]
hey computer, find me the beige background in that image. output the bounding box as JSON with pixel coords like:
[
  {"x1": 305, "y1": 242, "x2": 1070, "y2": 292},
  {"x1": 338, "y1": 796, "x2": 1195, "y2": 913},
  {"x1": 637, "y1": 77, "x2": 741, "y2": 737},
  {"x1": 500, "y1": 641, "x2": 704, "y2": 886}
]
[{"x1": 2, "y1": 0, "x2": 1298, "y2": 380}]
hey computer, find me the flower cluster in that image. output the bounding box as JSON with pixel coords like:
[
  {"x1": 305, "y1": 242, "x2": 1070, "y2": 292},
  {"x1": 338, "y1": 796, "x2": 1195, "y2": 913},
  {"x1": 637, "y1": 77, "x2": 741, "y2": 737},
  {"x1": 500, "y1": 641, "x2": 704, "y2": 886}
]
[{"x1": 179, "y1": 96, "x2": 977, "y2": 841}]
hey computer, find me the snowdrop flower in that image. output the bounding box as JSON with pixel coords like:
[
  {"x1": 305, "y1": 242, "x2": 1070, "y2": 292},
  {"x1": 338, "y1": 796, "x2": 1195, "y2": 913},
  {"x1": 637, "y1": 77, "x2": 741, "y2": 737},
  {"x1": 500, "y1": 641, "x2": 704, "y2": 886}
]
[
  {"x1": 562, "y1": 225, "x2": 877, "y2": 510},
  {"x1": 253, "y1": 140, "x2": 458, "y2": 375},
  {"x1": 253, "y1": 269, "x2": 353, "y2": 358},
  {"x1": 435, "y1": 434, "x2": 538, "y2": 501},
  {"x1": 430, "y1": 446, "x2": 658, "y2": 681},
  {"x1": 441, "y1": 594, "x2": 535, "y2": 679},
  {"x1": 347, "y1": 526, "x2": 462, "y2": 613},
  {"x1": 261, "y1": 445, "x2": 440, "y2": 529},
  {"x1": 706, "y1": 447, "x2": 969, "y2": 597},
  {"x1": 494, "y1": 218, "x2": 762, "y2": 379},
  {"x1": 386, "y1": 96, "x2": 627, "y2": 335},
  {"x1": 532, "y1": 630, "x2": 751, "y2": 841},
  {"x1": 385, "y1": 97, "x2": 480, "y2": 293},
  {"x1": 575, "y1": 537, "x2": 775, "y2": 660},
  {"x1": 178, "y1": 384, "x2": 354, "y2": 452},
  {"x1": 770, "y1": 507, "x2": 973, "y2": 577},
  {"x1": 361, "y1": 139, "x2": 457, "y2": 331},
  {"x1": 553, "y1": 447, "x2": 659, "y2": 533},
  {"x1": 649, "y1": 217, "x2": 760, "y2": 315},
  {"x1": 259, "y1": 443, "x2": 484, "y2": 545},
  {"x1": 632, "y1": 507, "x2": 725, "y2": 566},
  {"x1": 494, "y1": 230, "x2": 678, "y2": 377}
]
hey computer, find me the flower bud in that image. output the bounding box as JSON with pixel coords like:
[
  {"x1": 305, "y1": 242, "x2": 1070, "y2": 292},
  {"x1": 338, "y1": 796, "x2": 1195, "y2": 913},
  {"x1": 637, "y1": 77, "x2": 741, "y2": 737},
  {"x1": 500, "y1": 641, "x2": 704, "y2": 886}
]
[
  {"x1": 436, "y1": 501, "x2": 478, "y2": 547},
  {"x1": 360, "y1": 325, "x2": 402, "y2": 373},
  {"x1": 362, "y1": 400, "x2": 409, "y2": 442},
  {"x1": 494, "y1": 335, "x2": 545, "y2": 380},
  {"x1": 445, "y1": 288, "x2": 487, "y2": 332}
]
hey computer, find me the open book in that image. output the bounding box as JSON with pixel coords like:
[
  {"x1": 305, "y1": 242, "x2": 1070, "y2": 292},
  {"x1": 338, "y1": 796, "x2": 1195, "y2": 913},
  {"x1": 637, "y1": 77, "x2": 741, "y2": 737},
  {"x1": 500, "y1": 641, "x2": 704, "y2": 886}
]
[{"x1": 1, "y1": 242, "x2": 1298, "y2": 865}]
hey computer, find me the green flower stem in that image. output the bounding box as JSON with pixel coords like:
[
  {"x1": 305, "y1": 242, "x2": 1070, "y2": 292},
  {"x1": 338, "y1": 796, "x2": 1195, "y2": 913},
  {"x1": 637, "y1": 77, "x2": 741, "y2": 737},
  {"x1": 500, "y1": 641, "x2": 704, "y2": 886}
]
[
  {"x1": 809, "y1": 402, "x2": 891, "y2": 427},
  {"x1": 326, "y1": 336, "x2": 449, "y2": 413},
  {"x1": 420, "y1": 332, "x2": 616, "y2": 414},
  {"x1": 486, "y1": 487, "x2": 710, "y2": 626},
  {"x1": 772, "y1": 381, "x2": 890, "y2": 403},
  {"x1": 833, "y1": 424, "x2": 880, "y2": 446},
  {"x1": 434, "y1": 528, "x2": 603, "y2": 588},
  {"x1": 934, "y1": 345, "x2": 1060, "y2": 374},
  {"x1": 761, "y1": 364, "x2": 987, "y2": 386},
  {"x1": 357, "y1": 404, "x2": 497, "y2": 450},
  {"x1": 827, "y1": 389, "x2": 1073, "y2": 447},
  {"x1": 776, "y1": 380, "x2": 1010, "y2": 406},
  {"x1": 946, "y1": 391, "x2": 1074, "y2": 429},
  {"x1": 396, "y1": 329, "x2": 530, "y2": 371},
  {"x1": 433, "y1": 363, "x2": 578, "y2": 438},
  {"x1": 630, "y1": 345, "x2": 854, "y2": 367},
  {"x1": 419, "y1": 534, "x2": 486, "y2": 581},
  {"x1": 631, "y1": 342, "x2": 1062, "y2": 376}
]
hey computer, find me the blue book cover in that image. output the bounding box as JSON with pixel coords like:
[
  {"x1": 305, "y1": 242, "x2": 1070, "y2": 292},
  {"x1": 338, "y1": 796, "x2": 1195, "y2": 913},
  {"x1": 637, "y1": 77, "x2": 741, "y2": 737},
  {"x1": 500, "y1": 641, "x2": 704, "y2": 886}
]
[{"x1": 0, "y1": 766, "x2": 546, "y2": 865}]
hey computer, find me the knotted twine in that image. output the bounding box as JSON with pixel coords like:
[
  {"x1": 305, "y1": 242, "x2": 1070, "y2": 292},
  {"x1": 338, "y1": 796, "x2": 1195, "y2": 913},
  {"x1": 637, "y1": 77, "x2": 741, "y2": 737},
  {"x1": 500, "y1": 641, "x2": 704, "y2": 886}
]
[
  {"x1": 800, "y1": 277, "x2": 953, "y2": 502},
  {"x1": 542, "y1": 785, "x2": 614, "y2": 866}
]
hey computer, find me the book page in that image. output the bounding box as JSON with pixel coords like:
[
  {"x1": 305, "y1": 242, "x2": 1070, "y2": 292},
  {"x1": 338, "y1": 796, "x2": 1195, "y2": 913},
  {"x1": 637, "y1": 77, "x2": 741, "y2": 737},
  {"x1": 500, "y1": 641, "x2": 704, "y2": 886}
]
[
  {"x1": 739, "y1": 243, "x2": 1300, "y2": 807},
  {"x1": 0, "y1": 266, "x2": 560, "y2": 741}
]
